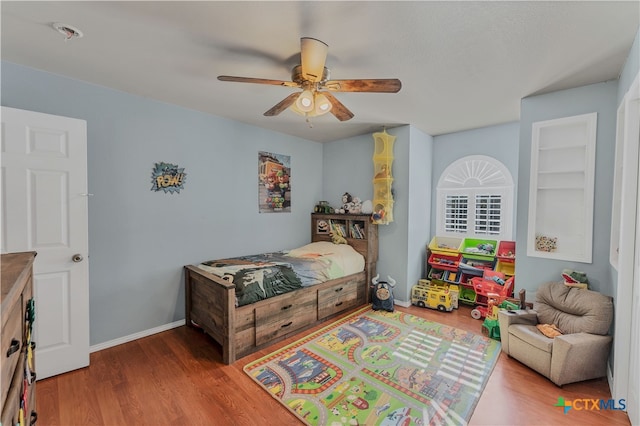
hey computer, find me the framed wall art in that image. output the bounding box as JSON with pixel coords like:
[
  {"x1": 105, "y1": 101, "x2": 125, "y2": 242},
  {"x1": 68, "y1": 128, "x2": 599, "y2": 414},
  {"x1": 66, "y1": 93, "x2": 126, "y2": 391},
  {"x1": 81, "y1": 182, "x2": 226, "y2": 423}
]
[
  {"x1": 151, "y1": 162, "x2": 186, "y2": 194},
  {"x1": 258, "y1": 151, "x2": 291, "y2": 213}
]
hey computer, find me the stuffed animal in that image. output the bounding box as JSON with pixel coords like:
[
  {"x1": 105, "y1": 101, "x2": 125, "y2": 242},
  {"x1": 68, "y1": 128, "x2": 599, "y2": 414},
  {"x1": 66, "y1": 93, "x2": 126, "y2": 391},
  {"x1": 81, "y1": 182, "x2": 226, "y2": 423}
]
[
  {"x1": 341, "y1": 192, "x2": 353, "y2": 212},
  {"x1": 350, "y1": 197, "x2": 363, "y2": 214},
  {"x1": 361, "y1": 200, "x2": 373, "y2": 214},
  {"x1": 562, "y1": 269, "x2": 589, "y2": 289},
  {"x1": 371, "y1": 274, "x2": 396, "y2": 312},
  {"x1": 330, "y1": 232, "x2": 347, "y2": 245}
]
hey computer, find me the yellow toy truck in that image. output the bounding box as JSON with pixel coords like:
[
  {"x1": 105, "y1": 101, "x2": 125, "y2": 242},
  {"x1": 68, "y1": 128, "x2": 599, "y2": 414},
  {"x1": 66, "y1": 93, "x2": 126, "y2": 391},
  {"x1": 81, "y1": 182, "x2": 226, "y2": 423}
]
[{"x1": 411, "y1": 282, "x2": 453, "y2": 312}]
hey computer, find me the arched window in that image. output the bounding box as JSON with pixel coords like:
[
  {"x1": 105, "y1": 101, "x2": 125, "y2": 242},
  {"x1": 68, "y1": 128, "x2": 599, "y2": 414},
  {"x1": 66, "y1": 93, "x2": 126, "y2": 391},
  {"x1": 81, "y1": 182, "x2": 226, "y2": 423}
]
[{"x1": 436, "y1": 155, "x2": 514, "y2": 240}]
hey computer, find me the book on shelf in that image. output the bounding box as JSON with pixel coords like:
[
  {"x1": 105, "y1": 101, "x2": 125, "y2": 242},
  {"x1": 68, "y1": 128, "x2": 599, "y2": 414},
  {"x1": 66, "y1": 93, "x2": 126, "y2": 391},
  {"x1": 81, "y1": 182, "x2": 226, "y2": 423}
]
[
  {"x1": 328, "y1": 220, "x2": 347, "y2": 237},
  {"x1": 349, "y1": 223, "x2": 358, "y2": 239},
  {"x1": 351, "y1": 223, "x2": 365, "y2": 239}
]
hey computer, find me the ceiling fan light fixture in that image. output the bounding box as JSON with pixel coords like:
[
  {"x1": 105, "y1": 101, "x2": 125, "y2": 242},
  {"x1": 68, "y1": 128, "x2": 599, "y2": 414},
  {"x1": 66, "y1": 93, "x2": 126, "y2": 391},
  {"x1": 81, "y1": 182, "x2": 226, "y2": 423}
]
[
  {"x1": 295, "y1": 90, "x2": 314, "y2": 113},
  {"x1": 314, "y1": 92, "x2": 332, "y2": 115}
]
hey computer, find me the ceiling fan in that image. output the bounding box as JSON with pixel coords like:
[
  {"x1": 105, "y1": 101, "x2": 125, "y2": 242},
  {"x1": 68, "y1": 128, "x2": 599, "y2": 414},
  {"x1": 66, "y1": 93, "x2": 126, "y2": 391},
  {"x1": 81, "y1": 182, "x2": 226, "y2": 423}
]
[{"x1": 218, "y1": 37, "x2": 402, "y2": 122}]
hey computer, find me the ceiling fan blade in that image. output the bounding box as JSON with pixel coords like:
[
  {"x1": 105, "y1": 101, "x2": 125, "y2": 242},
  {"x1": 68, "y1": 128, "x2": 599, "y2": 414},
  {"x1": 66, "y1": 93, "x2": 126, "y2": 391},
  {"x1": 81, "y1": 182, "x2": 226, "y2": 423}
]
[
  {"x1": 323, "y1": 92, "x2": 354, "y2": 121},
  {"x1": 300, "y1": 37, "x2": 328, "y2": 82},
  {"x1": 263, "y1": 92, "x2": 301, "y2": 117},
  {"x1": 323, "y1": 79, "x2": 402, "y2": 93},
  {"x1": 218, "y1": 75, "x2": 299, "y2": 88}
]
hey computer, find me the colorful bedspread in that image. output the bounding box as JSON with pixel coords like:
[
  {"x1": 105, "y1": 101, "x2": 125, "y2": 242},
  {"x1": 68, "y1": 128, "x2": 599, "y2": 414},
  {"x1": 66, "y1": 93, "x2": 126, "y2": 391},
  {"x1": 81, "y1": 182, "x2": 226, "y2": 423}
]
[{"x1": 198, "y1": 242, "x2": 364, "y2": 307}]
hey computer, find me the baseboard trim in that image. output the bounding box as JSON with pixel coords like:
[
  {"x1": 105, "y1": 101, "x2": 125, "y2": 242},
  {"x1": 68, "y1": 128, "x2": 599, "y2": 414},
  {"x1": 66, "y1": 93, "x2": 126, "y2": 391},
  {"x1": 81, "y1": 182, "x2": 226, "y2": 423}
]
[
  {"x1": 394, "y1": 299, "x2": 411, "y2": 308},
  {"x1": 90, "y1": 319, "x2": 185, "y2": 353}
]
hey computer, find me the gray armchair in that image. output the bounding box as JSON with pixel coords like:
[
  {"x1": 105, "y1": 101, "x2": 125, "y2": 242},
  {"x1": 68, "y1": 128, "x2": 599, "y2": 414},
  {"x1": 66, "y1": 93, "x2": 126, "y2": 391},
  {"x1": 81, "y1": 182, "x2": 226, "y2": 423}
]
[{"x1": 498, "y1": 281, "x2": 613, "y2": 386}]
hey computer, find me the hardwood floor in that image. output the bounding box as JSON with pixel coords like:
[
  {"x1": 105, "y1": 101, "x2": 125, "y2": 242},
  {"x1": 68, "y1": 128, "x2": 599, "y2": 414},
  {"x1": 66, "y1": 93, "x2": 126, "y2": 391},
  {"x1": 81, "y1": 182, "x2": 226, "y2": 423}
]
[{"x1": 37, "y1": 304, "x2": 630, "y2": 425}]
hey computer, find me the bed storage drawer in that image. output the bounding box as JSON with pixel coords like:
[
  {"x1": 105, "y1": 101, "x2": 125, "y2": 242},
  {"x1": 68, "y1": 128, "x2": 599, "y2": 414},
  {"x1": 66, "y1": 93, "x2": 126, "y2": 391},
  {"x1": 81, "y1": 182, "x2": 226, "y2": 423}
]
[
  {"x1": 255, "y1": 289, "x2": 317, "y2": 346},
  {"x1": 318, "y1": 280, "x2": 359, "y2": 320}
]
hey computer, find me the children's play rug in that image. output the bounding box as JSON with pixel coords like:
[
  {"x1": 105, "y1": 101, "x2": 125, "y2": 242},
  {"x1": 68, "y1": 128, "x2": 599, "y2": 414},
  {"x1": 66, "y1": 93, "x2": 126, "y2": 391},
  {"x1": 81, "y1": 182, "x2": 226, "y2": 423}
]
[{"x1": 243, "y1": 307, "x2": 501, "y2": 426}]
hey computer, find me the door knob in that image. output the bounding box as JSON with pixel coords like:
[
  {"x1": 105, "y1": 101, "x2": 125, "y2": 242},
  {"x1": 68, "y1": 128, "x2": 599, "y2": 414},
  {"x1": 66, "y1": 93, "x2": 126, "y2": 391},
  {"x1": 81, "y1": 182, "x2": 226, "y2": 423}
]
[{"x1": 72, "y1": 253, "x2": 83, "y2": 263}]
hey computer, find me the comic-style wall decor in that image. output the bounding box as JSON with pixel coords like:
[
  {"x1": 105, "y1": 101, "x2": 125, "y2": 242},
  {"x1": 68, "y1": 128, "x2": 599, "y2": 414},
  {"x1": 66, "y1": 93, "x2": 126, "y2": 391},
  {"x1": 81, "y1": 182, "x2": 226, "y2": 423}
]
[
  {"x1": 151, "y1": 162, "x2": 187, "y2": 194},
  {"x1": 258, "y1": 151, "x2": 291, "y2": 213}
]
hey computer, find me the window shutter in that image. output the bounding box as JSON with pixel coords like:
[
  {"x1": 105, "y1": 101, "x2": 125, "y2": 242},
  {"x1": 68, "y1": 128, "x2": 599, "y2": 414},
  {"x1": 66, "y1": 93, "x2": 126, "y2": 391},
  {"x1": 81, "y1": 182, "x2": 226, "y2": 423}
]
[
  {"x1": 436, "y1": 155, "x2": 514, "y2": 240},
  {"x1": 475, "y1": 194, "x2": 502, "y2": 235},
  {"x1": 444, "y1": 195, "x2": 468, "y2": 233}
]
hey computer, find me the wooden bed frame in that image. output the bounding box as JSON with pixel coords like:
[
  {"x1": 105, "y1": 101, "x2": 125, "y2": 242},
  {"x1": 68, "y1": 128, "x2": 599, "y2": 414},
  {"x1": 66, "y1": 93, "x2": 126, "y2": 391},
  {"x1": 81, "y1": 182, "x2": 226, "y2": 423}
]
[{"x1": 184, "y1": 213, "x2": 378, "y2": 364}]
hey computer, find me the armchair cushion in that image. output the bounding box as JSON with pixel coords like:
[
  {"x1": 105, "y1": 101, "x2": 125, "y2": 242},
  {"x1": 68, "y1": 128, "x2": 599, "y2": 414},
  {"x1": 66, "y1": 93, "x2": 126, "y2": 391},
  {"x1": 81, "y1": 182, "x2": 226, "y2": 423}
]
[
  {"x1": 510, "y1": 324, "x2": 553, "y2": 352},
  {"x1": 534, "y1": 281, "x2": 613, "y2": 335}
]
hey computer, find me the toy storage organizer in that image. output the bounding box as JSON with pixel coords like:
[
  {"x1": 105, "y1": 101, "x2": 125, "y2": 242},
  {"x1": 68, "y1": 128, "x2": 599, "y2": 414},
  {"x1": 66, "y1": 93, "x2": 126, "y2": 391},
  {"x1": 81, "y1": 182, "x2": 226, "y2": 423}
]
[
  {"x1": 371, "y1": 130, "x2": 394, "y2": 225},
  {"x1": 423, "y1": 236, "x2": 516, "y2": 318}
]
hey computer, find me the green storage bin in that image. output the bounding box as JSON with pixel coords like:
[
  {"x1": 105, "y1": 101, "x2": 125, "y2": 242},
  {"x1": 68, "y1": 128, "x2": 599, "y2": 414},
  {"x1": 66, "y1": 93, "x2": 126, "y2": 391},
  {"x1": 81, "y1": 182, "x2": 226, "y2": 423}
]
[{"x1": 460, "y1": 238, "x2": 498, "y2": 259}]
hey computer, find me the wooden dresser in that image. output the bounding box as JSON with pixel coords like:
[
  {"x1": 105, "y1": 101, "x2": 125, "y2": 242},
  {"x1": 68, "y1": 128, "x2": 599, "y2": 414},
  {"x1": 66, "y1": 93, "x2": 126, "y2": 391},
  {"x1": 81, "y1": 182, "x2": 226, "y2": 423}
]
[{"x1": 1, "y1": 252, "x2": 37, "y2": 426}]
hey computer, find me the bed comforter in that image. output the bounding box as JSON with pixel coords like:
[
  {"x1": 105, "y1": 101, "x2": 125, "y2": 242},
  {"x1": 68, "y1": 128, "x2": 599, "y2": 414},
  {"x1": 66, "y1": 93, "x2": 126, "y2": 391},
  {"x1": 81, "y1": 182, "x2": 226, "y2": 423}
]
[{"x1": 197, "y1": 242, "x2": 364, "y2": 307}]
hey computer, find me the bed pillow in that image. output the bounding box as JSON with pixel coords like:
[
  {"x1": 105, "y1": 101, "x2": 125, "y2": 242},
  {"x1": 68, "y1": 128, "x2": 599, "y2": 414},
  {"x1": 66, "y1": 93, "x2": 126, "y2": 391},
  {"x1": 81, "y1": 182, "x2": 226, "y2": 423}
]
[
  {"x1": 287, "y1": 241, "x2": 365, "y2": 277},
  {"x1": 288, "y1": 241, "x2": 345, "y2": 257}
]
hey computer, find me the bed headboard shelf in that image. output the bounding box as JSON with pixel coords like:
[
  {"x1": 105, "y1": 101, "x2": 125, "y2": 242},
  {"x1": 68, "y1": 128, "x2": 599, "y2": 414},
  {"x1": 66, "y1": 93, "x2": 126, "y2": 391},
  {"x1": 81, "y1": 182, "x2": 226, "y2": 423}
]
[{"x1": 311, "y1": 213, "x2": 378, "y2": 295}]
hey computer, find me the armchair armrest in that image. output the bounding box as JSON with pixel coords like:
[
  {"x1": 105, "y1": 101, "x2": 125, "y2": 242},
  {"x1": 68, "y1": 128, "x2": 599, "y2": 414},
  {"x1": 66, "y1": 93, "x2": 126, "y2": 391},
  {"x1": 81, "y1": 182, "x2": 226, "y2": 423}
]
[
  {"x1": 498, "y1": 310, "x2": 538, "y2": 355},
  {"x1": 498, "y1": 309, "x2": 538, "y2": 326},
  {"x1": 550, "y1": 332, "x2": 612, "y2": 386}
]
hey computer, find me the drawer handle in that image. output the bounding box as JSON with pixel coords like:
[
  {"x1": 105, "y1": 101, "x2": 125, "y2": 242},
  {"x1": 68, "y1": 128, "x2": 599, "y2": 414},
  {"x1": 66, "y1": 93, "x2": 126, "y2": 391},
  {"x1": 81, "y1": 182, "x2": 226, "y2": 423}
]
[
  {"x1": 31, "y1": 411, "x2": 38, "y2": 424},
  {"x1": 281, "y1": 321, "x2": 293, "y2": 328},
  {"x1": 6, "y1": 339, "x2": 20, "y2": 357},
  {"x1": 334, "y1": 287, "x2": 344, "y2": 293},
  {"x1": 281, "y1": 304, "x2": 293, "y2": 311},
  {"x1": 335, "y1": 302, "x2": 344, "y2": 307}
]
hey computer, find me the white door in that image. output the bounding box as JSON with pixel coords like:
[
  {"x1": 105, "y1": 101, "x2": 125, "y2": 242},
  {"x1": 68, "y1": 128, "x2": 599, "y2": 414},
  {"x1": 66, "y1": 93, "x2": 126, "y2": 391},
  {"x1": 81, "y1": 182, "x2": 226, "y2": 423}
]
[{"x1": 1, "y1": 106, "x2": 90, "y2": 379}]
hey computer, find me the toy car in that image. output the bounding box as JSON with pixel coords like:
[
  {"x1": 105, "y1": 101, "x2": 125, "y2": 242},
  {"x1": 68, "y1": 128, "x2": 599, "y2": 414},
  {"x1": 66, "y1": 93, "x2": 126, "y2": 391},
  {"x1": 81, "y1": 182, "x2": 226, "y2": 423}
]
[{"x1": 411, "y1": 282, "x2": 453, "y2": 312}]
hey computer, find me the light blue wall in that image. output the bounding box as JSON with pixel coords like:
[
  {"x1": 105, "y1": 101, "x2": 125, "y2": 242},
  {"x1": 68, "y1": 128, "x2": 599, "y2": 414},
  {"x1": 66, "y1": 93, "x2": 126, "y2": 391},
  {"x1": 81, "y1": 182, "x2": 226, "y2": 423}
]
[
  {"x1": 516, "y1": 81, "x2": 618, "y2": 297},
  {"x1": 323, "y1": 125, "x2": 433, "y2": 303},
  {"x1": 1, "y1": 61, "x2": 324, "y2": 346},
  {"x1": 405, "y1": 126, "x2": 433, "y2": 301},
  {"x1": 322, "y1": 132, "x2": 377, "y2": 207},
  {"x1": 431, "y1": 122, "x2": 520, "y2": 239}
]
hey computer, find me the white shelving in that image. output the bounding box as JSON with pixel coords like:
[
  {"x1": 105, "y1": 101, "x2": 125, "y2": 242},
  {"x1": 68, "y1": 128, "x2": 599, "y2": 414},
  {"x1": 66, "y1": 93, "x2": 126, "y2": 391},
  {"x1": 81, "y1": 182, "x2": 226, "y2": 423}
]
[{"x1": 527, "y1": 112, "x2": 597, "y2": 263}]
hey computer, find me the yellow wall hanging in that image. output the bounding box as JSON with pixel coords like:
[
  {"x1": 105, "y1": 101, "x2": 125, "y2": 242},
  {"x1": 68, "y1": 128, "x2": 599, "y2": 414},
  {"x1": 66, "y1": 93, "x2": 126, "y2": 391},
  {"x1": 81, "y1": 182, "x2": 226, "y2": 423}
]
[{"x1": 372, "y1": 129, "x2": 395, "y2": 224}]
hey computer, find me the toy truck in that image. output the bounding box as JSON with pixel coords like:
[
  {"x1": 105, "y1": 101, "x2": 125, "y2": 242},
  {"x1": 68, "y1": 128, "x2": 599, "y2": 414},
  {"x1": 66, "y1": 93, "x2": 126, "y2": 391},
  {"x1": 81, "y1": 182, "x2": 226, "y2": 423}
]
[{"x1": 411, "y1": 281, "x2": 453, "y2": 312}]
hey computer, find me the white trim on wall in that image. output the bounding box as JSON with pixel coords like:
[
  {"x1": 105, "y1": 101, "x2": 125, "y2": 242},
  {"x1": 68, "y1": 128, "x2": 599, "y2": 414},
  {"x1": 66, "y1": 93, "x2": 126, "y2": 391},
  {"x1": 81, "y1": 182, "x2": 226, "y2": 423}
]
[
  {"x1": 435, "y1": 155, "x2": 514, "y2": 241},
  {"x1": 89, "y1": 320, "x2": 185, "y2": 353}
]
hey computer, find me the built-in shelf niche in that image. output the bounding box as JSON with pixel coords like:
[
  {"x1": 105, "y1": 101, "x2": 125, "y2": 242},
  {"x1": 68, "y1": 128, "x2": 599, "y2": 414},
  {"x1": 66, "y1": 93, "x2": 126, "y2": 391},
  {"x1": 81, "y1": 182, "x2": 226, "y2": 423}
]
[{"x1": 527, "y1": 112, "x2": 597, "y2": 263}]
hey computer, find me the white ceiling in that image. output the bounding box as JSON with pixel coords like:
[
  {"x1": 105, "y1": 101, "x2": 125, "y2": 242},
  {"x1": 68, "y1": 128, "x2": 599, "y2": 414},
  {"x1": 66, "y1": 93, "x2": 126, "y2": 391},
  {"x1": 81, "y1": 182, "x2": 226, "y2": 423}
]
[{"x1": 2, "y1": 1, "x2": 638, "y2": 143}]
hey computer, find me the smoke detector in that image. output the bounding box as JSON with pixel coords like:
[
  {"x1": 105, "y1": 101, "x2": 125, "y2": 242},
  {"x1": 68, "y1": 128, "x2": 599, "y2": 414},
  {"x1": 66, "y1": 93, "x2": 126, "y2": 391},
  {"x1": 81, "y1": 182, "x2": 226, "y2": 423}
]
[{"x1": 52, "y1": 23, "x2": 83, "y2": 41}]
